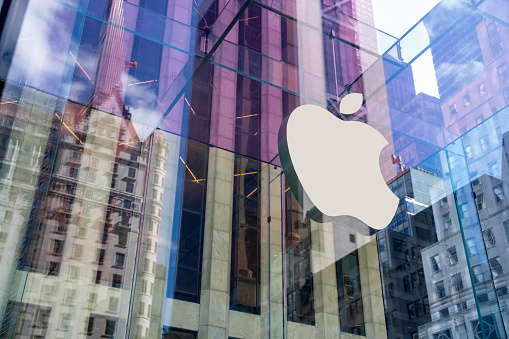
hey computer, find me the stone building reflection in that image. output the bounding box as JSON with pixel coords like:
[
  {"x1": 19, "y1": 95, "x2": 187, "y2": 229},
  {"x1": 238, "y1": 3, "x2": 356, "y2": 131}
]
[{"x1": 0, "y1": 80, "x2": 167, "y2": 338}]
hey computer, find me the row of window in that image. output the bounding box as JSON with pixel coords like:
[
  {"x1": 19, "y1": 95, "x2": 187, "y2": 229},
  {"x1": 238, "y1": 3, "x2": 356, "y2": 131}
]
[
  {"x1": 387, "y1": 296, "x2": 430, "y2": 326},
  {"x1": 448, "y1": 82, "x2": 487, "y2": 117},
  {"x1": 430, "y1": 246, "x2": 458, "y2": 273},
  {"x1": 434, "y1": 258, "x2": 504, "y2": 301}
]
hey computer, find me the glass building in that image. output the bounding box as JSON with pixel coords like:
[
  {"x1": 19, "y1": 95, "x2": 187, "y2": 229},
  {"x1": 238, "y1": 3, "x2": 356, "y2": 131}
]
[{"x1": 0, "y1": 0, "x2": 509, "y2": 338}]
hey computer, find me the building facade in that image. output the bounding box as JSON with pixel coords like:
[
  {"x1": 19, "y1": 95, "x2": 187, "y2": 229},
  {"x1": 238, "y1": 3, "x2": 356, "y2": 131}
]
[{"x1": 1, "y1": 0, "x2": 509, "y2": 338}]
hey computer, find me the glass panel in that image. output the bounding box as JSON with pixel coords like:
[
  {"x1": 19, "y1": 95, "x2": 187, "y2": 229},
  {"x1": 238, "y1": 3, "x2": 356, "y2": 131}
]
[{"x1": 4, "y1": 0, "x2": 509, "y2": 338}]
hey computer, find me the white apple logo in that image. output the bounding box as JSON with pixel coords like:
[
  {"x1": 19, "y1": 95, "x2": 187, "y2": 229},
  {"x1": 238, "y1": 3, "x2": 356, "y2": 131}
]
[{"x1": 278, "y1": 93, "x2": 398, "y2": 229}]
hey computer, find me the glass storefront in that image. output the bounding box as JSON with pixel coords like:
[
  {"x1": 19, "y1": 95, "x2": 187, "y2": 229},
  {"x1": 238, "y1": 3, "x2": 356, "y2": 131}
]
[{"x1": 1, "y1": 0, "x2": 509, "y2": 338}]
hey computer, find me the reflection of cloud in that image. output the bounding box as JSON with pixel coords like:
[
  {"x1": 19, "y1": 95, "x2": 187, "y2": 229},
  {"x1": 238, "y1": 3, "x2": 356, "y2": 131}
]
[
  {"x1": 125, "y1": 75, "x2": 161, "y2": 139},
  {"x1": 8, "y1": 1, "x2": 78, "y2": 95},
  {"x1": 441, "y1": 0, "x2": 466, "y2": 10},
  {"x1": 435, "y1": 60, "x2": 484, "y2": 88},
  {"x1": 423, "y1": 0, "x2": 471, "y2": 40}
]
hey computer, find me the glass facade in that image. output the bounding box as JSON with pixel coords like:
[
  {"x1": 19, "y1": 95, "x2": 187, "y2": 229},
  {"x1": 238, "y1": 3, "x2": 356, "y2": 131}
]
[{"x1": 1, "y1": 0, "x2": 509, "y2": 338}]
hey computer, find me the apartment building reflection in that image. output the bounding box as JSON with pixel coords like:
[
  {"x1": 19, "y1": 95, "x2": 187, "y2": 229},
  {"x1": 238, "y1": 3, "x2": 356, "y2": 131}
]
[
  {"x1": 424, "y1": 1, "x2": 509, "y2": 137},
  {"x1": 377, "y1": 168, "x2": 441, "y2": 339},
  {"x1": 0, "y1": 81, "x2": 171, "y2": 338},
  {"x1": 417, "y1": 126, "x2": 509, "y2": 339}
]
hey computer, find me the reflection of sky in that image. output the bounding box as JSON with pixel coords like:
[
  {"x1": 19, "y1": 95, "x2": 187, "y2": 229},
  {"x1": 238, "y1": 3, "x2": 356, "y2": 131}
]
[
  {"x1": 373, "y1": 0, "x2": 440, "y2": 97},
  {"x1": 372, "y1": 0, "x2": 440, "y2": 38}
]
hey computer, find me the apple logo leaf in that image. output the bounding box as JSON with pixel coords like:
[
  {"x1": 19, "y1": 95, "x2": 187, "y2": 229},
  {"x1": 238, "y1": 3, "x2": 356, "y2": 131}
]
[{"x1": 340, "y1": 93, "x2": 363, "y2": 115}]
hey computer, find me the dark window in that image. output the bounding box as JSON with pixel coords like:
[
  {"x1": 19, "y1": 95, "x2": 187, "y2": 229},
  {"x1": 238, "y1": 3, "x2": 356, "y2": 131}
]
[
  {"x1": 98, "y1": 249, "x2": 105, "y2": 264},
  {"x1": 478, "y1": 293, "x2": 490, "y2": 304},
  {"x1": 69, "y1": 167, "x2": 78, "y2": 178},
  {"x1": 483, "y1": 229, "x2": 495, "y2": 248},
  {"x1": 118, "y1": 229, "x2": 128, "y2": 247},
  {"x1": 404, "y1": 275, "x2": 411, "y2": 292},
  {"x1": 95, "y1": 270, "x2": 102, "y2": 284},
  {"x1": 411, "y1": 272, "x2": 418, "y2": 289},
  {"x1": 128, "y1": 168, "x2": 136, "y2": 178},
  {"x1": 439, "y1": 308, "x2": 449, "y2": 318},
  {"x1": 101, "y1": 226, "x2": 108, "y2": 244},
  {"x1": 496, "y1": 286, "x2": 509, "y2": 296},
  {"x1": 173, "y1": 142, "x2": 209, "y2": 303},
  {"x1": 86, "y1": 317, "x2": 94, "y2": 335},
  {"x1": 414, "y1": 299, "x2": 423, "y2": 317},
  {"x1": 123, "y1": 200, "x2": 132, "y2": 209},
  {"x1": 448, "y1": 247, "x2": 458, "y2": 265},
  {"x1": 489, "y1": 257, "x2": 503, "y2": 277},
  {"x1": 337, "y1": 250, "x2": 365, "y2": 335},
  {"x1": 476, "y1": 193, "x2": 485, "y2": 210},
  {"x1": 105, "y1": 320, "x2": 115, "y2": 337},
  {"x1": 393, "y1": 239, "x2": 404, "y2": 252},
  {"x1": 416, "y1": 227, "x2": 431, "y2": 241},
  {"x1": 126, "y1": 183, "x2": 134, "y2": 193},
  {"x1": 115, "y1": 253, "x2": 125, "y2": 267},
  {"x1": 48, "y1": 262, "x2": 59, "y2": 276},
  {"x1": 452, "y1": 273, "x2": 463, "y2": 292},
  {"x1": 449, "y1": 103, "x2": 458, "y2": 117},
  {"x1": 112, "y1": 274, "x2": 122, "y2": 288},
  {"x1": 494, "y1": 184, "x2": 505, "y2": 202},
  {"x1": 231, "y1": 155, "x2": 261, "y2": 314},
  {"x1": 423, "y1": 296, "x2": 430, "y2": 314},
  {"x1": 407, "y1": 302, "x2": 415, "y2": 320},
  {"x1": 52, "y1": 240, "x2": 63, "y2": 255},
  {"x1": 431, "y1": 254, "x2": 441, "y2": 272},
  {"x1": 418, "y1": 268, "x2": 426, "y2": 285},
  {"x1": 435, "y1": 281, "x2": 446, "y2": 299}
]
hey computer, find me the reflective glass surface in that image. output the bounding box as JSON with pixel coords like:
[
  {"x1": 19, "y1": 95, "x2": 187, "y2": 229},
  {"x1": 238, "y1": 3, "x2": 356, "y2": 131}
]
[{"x1": 1, "y1": 0, "x2": 509, "y2": 338}]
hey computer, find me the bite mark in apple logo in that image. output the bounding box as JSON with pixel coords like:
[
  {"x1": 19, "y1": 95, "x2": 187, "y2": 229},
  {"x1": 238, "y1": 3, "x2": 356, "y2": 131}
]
[{"x1": 278, "y1": 93, "x2": 398, "y2": 230}]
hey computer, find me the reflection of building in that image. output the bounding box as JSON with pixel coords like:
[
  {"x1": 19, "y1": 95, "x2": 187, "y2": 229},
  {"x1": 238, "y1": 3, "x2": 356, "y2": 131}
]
[
  {"x1": 6, "y1": 0, "x2": 509, "y2": 338},
  {"x1": 418, "y1": 173, "x2": 507, "y2": 339},
  {"x1": 425, "y1": 5, "x2": 509, "y2": 137},
  {"x1": 0, "y1": 85, "x2": 172, "y2": 338},
  {"x1": 130, "y1": 131, "x2": 169, "y2": 339},
  {"x1": 418, "y1": 129, "x2": 509, "y2": 338},
  {"x1": 396, "y1": 93, "x2": 444, "y2": 166},
  {"x1": 284, "y1": 193, "x2": 315, "y2": 326},
  {"x1": 383, "y1": 55, "x2": 445, "y2": 168},
  {"x1": 424, "y1": 9, "x2": 485, "y2": 102},
  {"x1": 378, "y1": 168, "x2": 441, "y2": 339}
]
